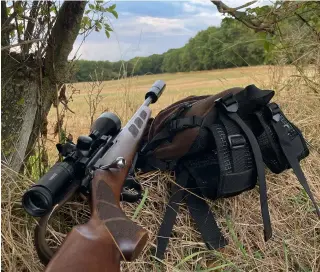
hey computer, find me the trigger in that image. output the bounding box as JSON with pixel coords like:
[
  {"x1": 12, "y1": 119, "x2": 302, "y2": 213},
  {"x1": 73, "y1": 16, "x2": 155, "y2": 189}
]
[{"x1": 121, "y1": 176, "x2": 142, "y2": 203}]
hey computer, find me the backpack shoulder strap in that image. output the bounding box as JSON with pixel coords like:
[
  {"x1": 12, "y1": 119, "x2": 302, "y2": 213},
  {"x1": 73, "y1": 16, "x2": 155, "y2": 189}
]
[
  {"x1": 154, "y1": 168, "x2": 188, "y2": 259},
  {"x1": 185, "y1": 179, "x2": 228, "y2": 251},
  {"x1": 154, "y1": 166, "x2": 227, "y2": 259},
  {"x1": 215, "y1": 93, "x2": 273, "y2": 241}
]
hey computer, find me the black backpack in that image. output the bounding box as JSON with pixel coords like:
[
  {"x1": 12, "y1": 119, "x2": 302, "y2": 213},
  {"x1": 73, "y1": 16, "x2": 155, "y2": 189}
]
[{"x1": 135, "y1": 85, "x2": 319, "y2": 259}]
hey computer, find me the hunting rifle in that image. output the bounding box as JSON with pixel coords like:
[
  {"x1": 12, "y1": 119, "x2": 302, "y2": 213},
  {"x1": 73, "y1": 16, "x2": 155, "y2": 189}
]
[{"x1": 22, "y1": 80, "x2": 166, "y2": 271}]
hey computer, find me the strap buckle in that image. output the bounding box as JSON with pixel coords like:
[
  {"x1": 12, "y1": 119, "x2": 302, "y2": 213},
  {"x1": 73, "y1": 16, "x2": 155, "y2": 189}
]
[
  {"x1": 169, "y1": 116, "x2": 198, "y2": 132},
  {"x1": 215, "y1": 93, "x2": 239, "y2": 113},
  {"x1": 266, "y1": 103, "x2": 281, "y2": 122},
  {"x1": 228, "y1": 134, "x2": 246, "y2": 149}
]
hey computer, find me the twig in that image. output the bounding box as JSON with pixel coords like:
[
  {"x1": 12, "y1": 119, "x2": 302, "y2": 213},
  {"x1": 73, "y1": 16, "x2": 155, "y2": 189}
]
[
  {"x1": 19, "y1": 14, "x2": 36, "y2": 22},
  {"x1": 294, "y1": 12, "x2": 320, "y2": 39},
  {"x1": 23, "y1": 1, "x2": 39, "y2": 54},
  {"x1": 55, "y1": 84, "x2": 62, "y2": 144},
  {"x1": 234, "y1": 1, "x2": 257, "y2": 11},
  {"x1": 1, "y1": 38, "x2": 44, "y2": 50},
  {"x1": 60, "y1": 101, "x2": 75, "y2": 114},
  {"x1": 211, "y1": 0, "x2": 274, "y2": 33},
  {"x1": 13, "y1": 2, "x2": 22, "y2": 44},
  {"x1": 84, "y1": 70, "x2": 104, "y2": 126},
  {"x1": 2, "y1": 11, "x2": 17, "y2": 29}
]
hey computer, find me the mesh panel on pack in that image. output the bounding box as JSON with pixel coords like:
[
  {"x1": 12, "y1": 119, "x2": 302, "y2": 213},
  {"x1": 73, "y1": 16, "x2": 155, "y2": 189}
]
[
  {"x1": 188, "y1": 128, "x2": 211, "y2": 154},
  {"x1": 219, "y1": 113, "x2": 247, "y2": 172},
  {"x1": 253, "y1": 108, "x2": 309, "y2": 174},
  {"x1": 184, "y1": 151, "x2": 220, "y2": 199},
  {"x1": 253, "y1": 110, "x2": 287, "y2": 172},
  {"x1": 215, "y1": 124, "x2": 232, "y2": 173},
  {"x1": 256, "y1": 130, "x2": 284, "y2": 171}
]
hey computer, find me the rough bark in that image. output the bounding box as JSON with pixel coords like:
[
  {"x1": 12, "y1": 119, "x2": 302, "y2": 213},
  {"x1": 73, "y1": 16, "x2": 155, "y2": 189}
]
[
  {"x1": 1, "y1": 1, "x2": 87, "y2": 172},
  {"x1": 1, "y1": 54, "x2": 39, "y2": 170},
  {"x1": 44, "y1": 1, "x2": 87, "y2": 83},
  {"x1": 1, "y1": 1, "x2": 10, "y2": 47},
  {"x1": 26, "y1": 1, "x2": 87, "y2": 160}
]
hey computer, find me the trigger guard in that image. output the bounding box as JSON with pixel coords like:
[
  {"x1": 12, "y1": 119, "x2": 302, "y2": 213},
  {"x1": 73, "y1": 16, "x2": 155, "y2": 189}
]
[{"x1": 121, "y1": 176, "x2": 142, "y2": 203}]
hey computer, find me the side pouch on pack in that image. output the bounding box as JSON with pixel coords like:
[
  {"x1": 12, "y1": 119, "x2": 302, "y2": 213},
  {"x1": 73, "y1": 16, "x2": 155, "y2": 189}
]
[
  {"x1": 253, "y1": 103, "x2": 309, "y2": 173},
  {"x1": 253, "y1": 102, "x2": 320, "y2": 217}
]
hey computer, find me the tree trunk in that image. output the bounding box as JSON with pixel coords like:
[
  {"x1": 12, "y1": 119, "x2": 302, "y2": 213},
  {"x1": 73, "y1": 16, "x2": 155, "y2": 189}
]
[
  {"x1": 1, "y1": 53, "x2": 53, "y2": 172},
  {"x1": 1, "y1": 1, "x2": 87, "y2": 172}
]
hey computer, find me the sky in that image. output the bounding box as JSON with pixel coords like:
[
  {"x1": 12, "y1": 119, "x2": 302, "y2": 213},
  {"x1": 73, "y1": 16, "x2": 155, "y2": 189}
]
[{"x1": 70, "y1": 0, "x2": 269, "y2": 62}]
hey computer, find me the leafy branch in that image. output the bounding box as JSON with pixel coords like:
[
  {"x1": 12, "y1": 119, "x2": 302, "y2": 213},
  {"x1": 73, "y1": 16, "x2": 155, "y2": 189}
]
[{"x1": 80, "y1": 1, "x2": 117, "y2": 39}]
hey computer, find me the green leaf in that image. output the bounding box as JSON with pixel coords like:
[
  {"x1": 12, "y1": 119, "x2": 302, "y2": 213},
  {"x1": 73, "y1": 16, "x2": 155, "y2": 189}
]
[
  {"x1": 15, "y1": 3, "x2": 24, "y2": 15},
  {"x1": 95, "y1": 21, "x2": 102, "y2": 30},
  {"x1": 175, "y1": 251, "x2": 209, "y2": 268},
  {"x1": 105, "y1": 30, "x2": 110, "y2": 38},
  {"x1": 89, "y1": 3, "x2": 95, "y2": 9},
  {"x1": 82, "y1": 16, "x2": 90, "y2": 26},
  {"x1": 17, "y1": 98, "x2": 25, "y2": 106},
  {"x1": 283, "y1": 240, "x2": 289, "y2": 272},
  {"x1": 85, "y1": 9, "x2": 91, "y2": 15},
  {"x1": 110, "y1": 9, "x2": 118, "y2": 19},
  {"x1": 82, "y1": 16, "x2": 89, "y2": 24},
  {"x1": 10, "y1": 31, "x2": 15, "y2": 39},
  {"x1": 195, "y1": 264, "x2": 233, "y2": 272},
  {"x1": 104, "y1": 23, "x2": 113, "y2": 32},
  {"x1": 264, "y1": 41, "x2": 270, "y2": 52},
  {"x1": 17, "y1": 24, "x2": 24, "y2": 35},
  {"x1": 95, "y1": 3, "x2": 102, "y2": 11},
  {"x1": 253, "y1": 250, "x2": 263, "y2": 260},
  {"x1": 50, "y1": 6, "x2": 57, "y2": 14},
  {"x1": 225, "y1": 216, "x2": 247, "y2": 258},
  {"x1": 132, "y1": 188, "x2": 148, "y2": 219},
  {"x1": 109, "y1": 4, "x2": 116, "y2": 10}
]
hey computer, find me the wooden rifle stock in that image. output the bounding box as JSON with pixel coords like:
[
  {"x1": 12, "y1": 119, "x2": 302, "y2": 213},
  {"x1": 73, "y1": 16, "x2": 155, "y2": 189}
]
[{"x1": 45, "y1": 102, "x2": 152, "y2": 272}]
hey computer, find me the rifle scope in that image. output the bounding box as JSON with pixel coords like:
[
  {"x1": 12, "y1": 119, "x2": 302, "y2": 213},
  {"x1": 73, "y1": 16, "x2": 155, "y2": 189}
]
[{"x1": 22, "y1": 112, "x2": 121, "y2": 217}]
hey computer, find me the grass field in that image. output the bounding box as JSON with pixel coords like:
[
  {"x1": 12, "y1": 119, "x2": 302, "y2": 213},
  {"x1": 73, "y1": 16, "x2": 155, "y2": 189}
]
[
  {"x1": 2, "y1": 65, "x2": 320, "y2": 271},
  {"x1": 46, "y1": 65, "x2": 294, "y2": 159}
]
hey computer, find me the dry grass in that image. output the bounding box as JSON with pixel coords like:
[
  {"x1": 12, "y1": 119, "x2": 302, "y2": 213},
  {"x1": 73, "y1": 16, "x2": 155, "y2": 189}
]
[{"x1": 2, "y1": 65, "x2": 320, "y2": 272}]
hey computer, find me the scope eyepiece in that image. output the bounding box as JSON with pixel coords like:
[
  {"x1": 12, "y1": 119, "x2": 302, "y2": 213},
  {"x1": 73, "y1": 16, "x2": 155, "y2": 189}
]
[{"x1": 22, "y1": 186, "x2": 53, "y2": 217}]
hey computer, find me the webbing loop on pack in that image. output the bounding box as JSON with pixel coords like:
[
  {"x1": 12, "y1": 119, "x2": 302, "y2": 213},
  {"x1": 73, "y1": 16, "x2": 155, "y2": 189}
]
[
  {"x1": 266, "y1": 103, "x2": 281, "y2": 122},
  {"x1": 169, "y1": 116, "x2": 203, "y2": 132},
  {"x1": 215, "y1": 93, "x2": 239, "y2": 113}
]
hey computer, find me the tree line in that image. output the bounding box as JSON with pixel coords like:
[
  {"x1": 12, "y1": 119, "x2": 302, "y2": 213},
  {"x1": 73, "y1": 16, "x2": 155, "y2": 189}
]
[{"x1": 74, "y1": 17, "x2": 268, "y2": 82}]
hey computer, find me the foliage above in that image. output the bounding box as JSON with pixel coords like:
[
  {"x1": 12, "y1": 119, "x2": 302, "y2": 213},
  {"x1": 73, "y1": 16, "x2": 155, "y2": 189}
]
[{"x1": 1, "y1": 1, "x2": 117, "y2": 56}]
